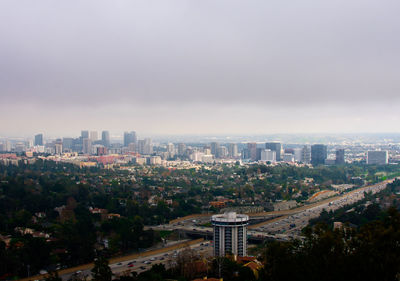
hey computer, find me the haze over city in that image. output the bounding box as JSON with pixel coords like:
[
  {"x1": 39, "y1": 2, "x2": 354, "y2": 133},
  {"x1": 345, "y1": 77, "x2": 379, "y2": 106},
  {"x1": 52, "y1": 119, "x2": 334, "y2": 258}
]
[
  {"x1": 3, "y1": 2, "x2": 400, "y2": 280},
  {"x1": 1, "y1": 0, "x2": 400, "y2": 137}
]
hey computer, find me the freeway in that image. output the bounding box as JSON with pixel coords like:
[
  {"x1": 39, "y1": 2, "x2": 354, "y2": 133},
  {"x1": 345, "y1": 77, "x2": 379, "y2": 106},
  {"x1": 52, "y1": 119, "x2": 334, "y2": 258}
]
[
  {"x1": 155, "y1": 179, "x2": 394, "y2": 241},
  {"x1": 250, "y1": 179, "x2": 393, "y2": 236},
  {"x1": 171, "y1": 179, "x2": 395, "y2": 225},
  {"x1": 19, "y1": 239, "x2": 207, "y2": 281},
  {"x1": 62, "y1": 240, "x2": 212, "y2": 281}
]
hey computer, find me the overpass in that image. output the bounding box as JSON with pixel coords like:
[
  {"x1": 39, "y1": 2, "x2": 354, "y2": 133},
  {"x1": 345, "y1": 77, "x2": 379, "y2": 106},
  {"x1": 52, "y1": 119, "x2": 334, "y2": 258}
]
[{"x1": 147, "y1": 225, "x2": 296, "y2": 243}]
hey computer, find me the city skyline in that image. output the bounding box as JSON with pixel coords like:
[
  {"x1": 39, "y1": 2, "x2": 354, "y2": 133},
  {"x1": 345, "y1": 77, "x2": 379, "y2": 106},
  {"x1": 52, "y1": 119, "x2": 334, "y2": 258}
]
[
  {"x1": 1, "y1": 1, "x2": 399, "y2": 278},
  {"x1": 1, "y1": 1, "x2": 400, "y2": 136}
]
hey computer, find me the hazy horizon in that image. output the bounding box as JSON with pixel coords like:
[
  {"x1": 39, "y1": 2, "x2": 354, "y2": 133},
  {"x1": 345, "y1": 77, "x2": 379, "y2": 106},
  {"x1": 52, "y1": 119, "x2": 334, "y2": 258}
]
[{"x1": 1, "y1": 0, "x2": 400, "y2": 136}]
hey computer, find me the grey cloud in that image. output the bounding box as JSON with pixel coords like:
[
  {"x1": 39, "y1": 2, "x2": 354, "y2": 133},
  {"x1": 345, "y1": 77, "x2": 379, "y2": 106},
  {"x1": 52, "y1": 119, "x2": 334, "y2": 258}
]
[{"x1": 1, "y1": 0, "x2": 400, "y2": 107}]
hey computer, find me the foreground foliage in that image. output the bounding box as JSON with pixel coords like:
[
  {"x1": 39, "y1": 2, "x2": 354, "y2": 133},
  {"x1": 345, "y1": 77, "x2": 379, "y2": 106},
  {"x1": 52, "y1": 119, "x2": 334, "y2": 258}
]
[{"x1": 260, "y1": 207, "x2": 400, "y2": 281}]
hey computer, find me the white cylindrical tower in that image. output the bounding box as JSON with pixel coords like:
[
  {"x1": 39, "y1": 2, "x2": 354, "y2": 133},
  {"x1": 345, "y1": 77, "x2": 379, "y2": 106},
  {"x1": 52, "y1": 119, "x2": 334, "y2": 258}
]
[{"x1": 211, "y1": 212, "x2": 249, "y2": 257}]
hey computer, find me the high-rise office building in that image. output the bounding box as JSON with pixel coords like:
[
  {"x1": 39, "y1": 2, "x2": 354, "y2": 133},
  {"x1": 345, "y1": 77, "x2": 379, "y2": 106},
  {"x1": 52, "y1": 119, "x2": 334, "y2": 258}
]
[
  {"x1": 4, "y1": 140, "x2": 11, "y2": 152},
  {"x1": 62, "y1": 138, "x2": 74, "y2": 151},
  {"x1": 15, "y1": 142, "x2": 25, "y2": 153},
  {"x1": 82, "y1": 138, "x2": 92, "y2": 154},
  {"x1": 246, "y1": 142, "x2": 257, "y2": 161},
  {"x1": 127, "y1": 142, "x2": 136, "y2": 152},
  {"x1": 367, "y1": 151, "x2": 388, "y2": 165},
  {"x1": 124, "y1": 131, "x2": 137, "y2": 147},
  {"x1": 90, "y1": 131, "x2": 98, "y2": 141},
  {"x1": 282, "y1": 153, "x2": 295, "y2": 162},
  {"x1": 167, "y1": 143, "x2": 175, "y2": 157},
  {"x1": 102, "y1": 131, "x2": 110, "y2": 147},
  {"x1": 335, "y1": 149, "x2": 345, "y2": 165},
  {"x1": 177, "y1": 143, "x2": 186, "y2": 156},
  {"x1": 218, "y1": 146, "x2": 228, "y2": 158},
  {"x1": 228, "y1": 143, "x2": 238, "y2": 158},
  {"x1": 55, "y1": 140, "x2": 63, "y2": 155},
  {"x1": 260, "y1": 149, "x2": 276, "y2": 162},
  {"x1": 301, "y1": 145, "x2": 311, "y2": 163},
  {"x1": 34, "y1": 134, "x2": 43, "y2": 146},
  {"x1": 293, "y1": 148, "x2": 302, "y2": 162},
  {"x1": 311, "y1": 144, "x2": 327, "y2": 166},
  {"x1": 265, "y1": 142, "x2": 282, "y2": 161},
  {"x1": 3, "y1": 140, "x2": 11, "y2": 152},
  {"x1": 211, "y1": 142, "x2": 220, "y2": 158},
  {"x1": 211, "y1": 212, "x2": 249, "y2": 257},
  {"x1": 138, "y1": 138, "x2": 152, "y2": 155},
  {"x1": 81, "y1": 130, "x2": 89, "y2": 139}
]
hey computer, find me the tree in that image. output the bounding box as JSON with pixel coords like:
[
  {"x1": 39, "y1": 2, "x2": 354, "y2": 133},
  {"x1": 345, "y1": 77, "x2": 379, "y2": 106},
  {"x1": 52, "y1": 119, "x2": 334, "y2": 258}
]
[
  {"x1": 260, "y1": 207, "x2": 400, "y2": 281},
  {"x1": 91, "y1": 255, "x2": 112, "y2": 281}
]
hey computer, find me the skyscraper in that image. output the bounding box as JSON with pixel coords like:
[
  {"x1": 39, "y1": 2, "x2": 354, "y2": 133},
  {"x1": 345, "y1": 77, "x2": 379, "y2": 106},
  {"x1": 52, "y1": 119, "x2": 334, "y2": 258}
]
[
  {"x1": 167, "y1": 143, "x2": 175, "y2": 157},
  {"x1": 293, "y1": 148, "x2": 303, "y2": 162},
  {"x1": 55, "y1": 139, "x2": 63, "y2": 155},
  {"x1": 367, "y1": 151, "x2": 388, "y2": 165},
  {"x1": 4, "y1": 140, "x2": 11, "y2": 152},
  {"x1": 124, "y1": 131, "x2": 137, "y2": 147},
  {"x1": 335, "y1": 149, "x2": 345, "y2": 165},
  {"x1": 138, "y1": 138, "x2": 152, "y2": 154},
  {"x1": 311, "y1": 144, "x2": 327, "y2": 166},
  {"x1": 210, "y1": 142, "x2": 220, "y2": 158},
  {"x1": 218, "y1": 146, "x2": 228, "y2": 158},
  {"x1": 211, "y1": 212, "x2": 249, "y2": 257},
  {"x1": 301, "y1": 145, "x2": 311, "y2": 164},
  {"x1": 261, "y1": 149, "x2": 276, "y2": 162},
  {"x1": 81, "y1": 130, "x2": 89, "y2": 139},
  {"x1": 177, "y1": 143, "x2": 186, "y2": 156},
  {"x1": 101, "y1": 131, "x2": 110, "y2": 147},
  {"x1": 82, "y1": 138, "x2": 92, "y2": 154},
  {"x1": 89, "y1": 131, "x2": 98, "y2": 141},
  {"x1": 246, "y1": 142, "x2": 257, "y2": 161},
  {"x1": 265, "y1": 142, "x2": 282, "y2": 161},
  {"x1": 228, "y1": 143, "x2": 238, "y2": 158},
  {"x1": 34, "y1": 134, "x2": 43, "y2": 146}
]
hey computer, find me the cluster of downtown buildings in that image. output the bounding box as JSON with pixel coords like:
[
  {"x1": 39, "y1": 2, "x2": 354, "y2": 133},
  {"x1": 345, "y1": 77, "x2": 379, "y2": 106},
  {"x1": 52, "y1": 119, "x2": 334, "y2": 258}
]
[{"x1": 0, "y1": 130, "x2": 391, "y2": 166}]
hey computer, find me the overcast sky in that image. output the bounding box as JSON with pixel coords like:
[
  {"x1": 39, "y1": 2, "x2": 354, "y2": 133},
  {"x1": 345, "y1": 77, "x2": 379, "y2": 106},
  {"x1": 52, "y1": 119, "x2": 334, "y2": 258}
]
[{"x1": 1, "y1": 0, "x2": 400, "y2": 137}]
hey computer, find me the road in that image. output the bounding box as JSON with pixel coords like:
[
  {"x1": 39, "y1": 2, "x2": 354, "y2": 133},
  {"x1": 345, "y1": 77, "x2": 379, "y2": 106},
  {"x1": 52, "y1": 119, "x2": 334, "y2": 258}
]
[
  {"x1": 19, "y1": 239, "x2": 208, "y2": 281},
  {"x1": 63, "y1": 240, "x2": 212, "y2": 280},
  {"x1": 156, "y1": 179, "x2": 394, "y2": 241},
  {"x1": 250, "y1": 180, "x2": 392, "y2": 237}
]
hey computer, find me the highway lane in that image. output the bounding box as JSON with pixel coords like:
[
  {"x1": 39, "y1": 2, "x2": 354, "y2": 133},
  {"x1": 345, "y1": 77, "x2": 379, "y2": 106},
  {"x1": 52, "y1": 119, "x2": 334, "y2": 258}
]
[
  {"x1": 154, "y1": 179, "x2": 394, "y2": 241},
  {"x1": 19, "y1": 239, "x2": 206, "y2": 281},
  {"x1": 252, "y1": 180, "x2": 392, "y2": 236},
  {"x1": 63, "y1": 241, "x2": 212, "y2": 280}
]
